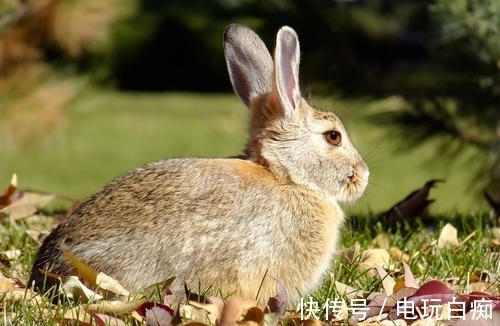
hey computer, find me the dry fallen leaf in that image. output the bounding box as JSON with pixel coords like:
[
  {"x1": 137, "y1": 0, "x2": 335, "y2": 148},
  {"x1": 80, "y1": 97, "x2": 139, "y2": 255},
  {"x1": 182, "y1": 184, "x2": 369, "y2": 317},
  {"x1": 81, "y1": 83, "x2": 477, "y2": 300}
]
[
  {"x1": 359, "y1": 248, "x2": 391, "y2": 271},
  {"x1": 185, "y1": 300, "x2": 221, "y2": 324},
  {"x1": 389, "y1": 247, "x2": 410, "y2": 263},
  {"x1": 373, "y1": 265, "x2": 396, "y2": 296},
  {"x1": 0, "y1": 288, "x2": 43, "y2": 305},
  {"x1": 62, "y1": 249, "x2": 98, "y2": 287},
  {"x1": 437, "y1": 223, "x2": 460, "y2": 248},
  {"x1": 0, "y1": 279, "x2": 17, "y2": 292},
  {"x1": 1, "y1": 249, "x2": 21, "y2": 261},
  {"x1": 64, "y1": 306, "x2": 93, "y2": 325},
  {"x1": 335, "y1": 280, "x2": 365, "y2": 299},
  {"x1": 145, "y1": 305, "x2": 174, "y2": 326},
  {"x1": 96, "y1": 272, "x2": 131, "y2": 297},
  {"x1": 86, "y1": 299, "x2": 146, "y2": 315},
  {"x1": 0, "y1": 174, "x2": 18, "y2": 209},
  {"x1": 1, "y1": 192, "x2": 55, "y2": 220},
  {"x1": 219, "y1": 297, "x2": 259, "y2": 326},
  {"x1": 135, "y1": 301, "x2": 175, "y2": 325},
  {"x1": 264, "y1": 276, "x2": 287, "y2": 317},
  {"x1": 61, "y1": 276, "x2": 103, "y2": 302},
  {"x1": 381, "y1": 179, "x2": 443, "y2": 231}
]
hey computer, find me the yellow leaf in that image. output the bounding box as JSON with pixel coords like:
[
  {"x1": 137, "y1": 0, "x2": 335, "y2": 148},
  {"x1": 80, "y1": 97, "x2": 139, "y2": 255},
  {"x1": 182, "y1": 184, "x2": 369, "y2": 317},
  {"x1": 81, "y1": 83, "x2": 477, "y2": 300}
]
[
  {"x1": 86, "y1": 299, "x2": 146, "y2": 315},
  {"x1": 0, "y1": 279, "x2": 17, "y2": 291},
  {"x1": 62, "y1": 249, "x2": 98, "y2": 287},
  {"x1": 1, "y1": 288, "x2": 43, "y2": 305},
  {"x1": 135, "y1": 276, "x2": 175, "y2": 301},
  {"x1": 359, "y1": 248, "x2": 391, "y2": 270},
  {"x1": 389, "y1": 247, "x2": 409, "y2": 263}
]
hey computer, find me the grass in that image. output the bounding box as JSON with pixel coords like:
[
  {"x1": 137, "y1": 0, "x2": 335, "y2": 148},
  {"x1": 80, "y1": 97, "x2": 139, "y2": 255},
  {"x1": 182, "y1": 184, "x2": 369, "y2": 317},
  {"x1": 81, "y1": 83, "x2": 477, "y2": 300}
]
[{"x1": 1, "y1": 210, "x2": 498, "y2": 324}]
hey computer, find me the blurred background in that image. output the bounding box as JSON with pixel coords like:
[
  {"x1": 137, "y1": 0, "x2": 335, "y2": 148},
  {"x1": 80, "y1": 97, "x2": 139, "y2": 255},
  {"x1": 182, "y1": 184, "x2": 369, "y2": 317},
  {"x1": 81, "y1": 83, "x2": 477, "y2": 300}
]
[{"x1": 0, "y1": 0, "x2": 499, "y2": 216}]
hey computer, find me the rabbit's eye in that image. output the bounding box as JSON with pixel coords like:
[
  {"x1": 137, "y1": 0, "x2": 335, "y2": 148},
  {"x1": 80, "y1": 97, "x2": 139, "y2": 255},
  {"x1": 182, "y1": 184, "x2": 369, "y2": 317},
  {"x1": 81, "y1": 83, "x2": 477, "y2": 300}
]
[{"x1": 325, "y1": 130, "x2": 342, "y2": 146}]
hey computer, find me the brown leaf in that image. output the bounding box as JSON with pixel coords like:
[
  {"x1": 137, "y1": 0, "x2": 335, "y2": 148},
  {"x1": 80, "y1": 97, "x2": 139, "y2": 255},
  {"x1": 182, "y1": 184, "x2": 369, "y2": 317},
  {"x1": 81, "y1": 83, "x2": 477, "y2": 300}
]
[
  {"x1": 0, "y1": 174, "x2": 17, "y2": 209},
  {"x1": 242, "y1": 306, "x2": 265, "y2": 324},
  {"x1": 389, "y1": 247, "x2": 410, "y2": 263},
  {"x1": 219, "y1": 297, "x2": 258, "y2": 326},
  {"x1": 382, "y1": 179, "x2": 443, "y2": 231},
  {"x1": 1, "y1": 191, "x2": 55, "y2": 220}
]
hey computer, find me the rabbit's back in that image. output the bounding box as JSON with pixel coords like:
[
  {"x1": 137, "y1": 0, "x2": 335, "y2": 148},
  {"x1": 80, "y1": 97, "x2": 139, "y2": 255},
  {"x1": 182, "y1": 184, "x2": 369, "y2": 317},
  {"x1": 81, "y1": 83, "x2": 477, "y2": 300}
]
[{"x1": 29, "y1": 158, "x2": 343, "y2": 301}]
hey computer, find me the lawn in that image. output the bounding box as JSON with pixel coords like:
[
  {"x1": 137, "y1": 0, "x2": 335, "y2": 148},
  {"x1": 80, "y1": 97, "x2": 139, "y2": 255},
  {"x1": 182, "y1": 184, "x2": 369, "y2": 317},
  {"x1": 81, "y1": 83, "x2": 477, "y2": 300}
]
[{"x1": 0, "y1": 88, "x2": 489, "y2": 214}]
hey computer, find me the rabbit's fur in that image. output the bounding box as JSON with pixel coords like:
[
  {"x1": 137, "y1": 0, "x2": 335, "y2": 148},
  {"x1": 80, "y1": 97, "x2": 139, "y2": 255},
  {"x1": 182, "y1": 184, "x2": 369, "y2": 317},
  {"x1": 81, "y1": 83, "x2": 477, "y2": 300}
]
[{"x1": 29, "y1": 24, "x2": 369, "y2": 303}]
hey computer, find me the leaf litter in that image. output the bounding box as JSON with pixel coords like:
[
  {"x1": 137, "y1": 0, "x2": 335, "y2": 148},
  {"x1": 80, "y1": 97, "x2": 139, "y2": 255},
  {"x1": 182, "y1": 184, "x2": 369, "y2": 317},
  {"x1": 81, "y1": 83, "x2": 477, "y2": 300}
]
[{"x1": 0, "y1": 175, "x2": 499, "y2": 325}]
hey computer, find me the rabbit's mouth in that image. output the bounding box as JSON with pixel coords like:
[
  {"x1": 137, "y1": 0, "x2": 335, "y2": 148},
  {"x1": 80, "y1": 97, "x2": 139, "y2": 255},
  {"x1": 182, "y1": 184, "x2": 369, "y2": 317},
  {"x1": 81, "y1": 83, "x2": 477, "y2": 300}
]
[{"x1": 340, "y1": 163, "x2": 369, "y2": 203}]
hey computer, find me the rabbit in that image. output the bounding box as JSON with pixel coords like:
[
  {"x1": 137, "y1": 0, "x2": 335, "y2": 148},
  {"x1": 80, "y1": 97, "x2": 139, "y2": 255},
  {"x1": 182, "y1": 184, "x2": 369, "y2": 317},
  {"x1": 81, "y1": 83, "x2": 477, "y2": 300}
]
[{"x1": 29, "y1": 24, "x2": 369, "y2": 304}]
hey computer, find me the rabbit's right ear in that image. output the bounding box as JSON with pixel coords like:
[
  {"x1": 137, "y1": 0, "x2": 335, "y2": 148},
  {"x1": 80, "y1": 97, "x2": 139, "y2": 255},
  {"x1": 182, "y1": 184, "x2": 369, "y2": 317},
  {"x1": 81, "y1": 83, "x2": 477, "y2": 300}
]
[{"x1": 224, "y1": 24, "x2": 274, "y2": 107}]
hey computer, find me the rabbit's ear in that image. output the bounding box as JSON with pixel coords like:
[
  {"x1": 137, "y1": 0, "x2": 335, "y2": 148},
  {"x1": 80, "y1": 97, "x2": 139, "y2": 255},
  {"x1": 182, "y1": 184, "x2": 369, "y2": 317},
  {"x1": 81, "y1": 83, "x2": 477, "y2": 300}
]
[
  {"x1": 273, "y1": 26, "x2": 301, "y2": 118},
  {"x1": 224, "y1": 24, "x2": 274, "y2": 107}
]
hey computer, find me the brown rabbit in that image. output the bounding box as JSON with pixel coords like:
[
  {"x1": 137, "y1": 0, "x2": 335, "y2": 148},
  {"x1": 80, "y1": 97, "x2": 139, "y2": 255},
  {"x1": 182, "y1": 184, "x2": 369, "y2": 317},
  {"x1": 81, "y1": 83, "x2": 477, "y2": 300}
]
[{"x1": 29, "y1": 24, "x2": 369, "y2": 303}]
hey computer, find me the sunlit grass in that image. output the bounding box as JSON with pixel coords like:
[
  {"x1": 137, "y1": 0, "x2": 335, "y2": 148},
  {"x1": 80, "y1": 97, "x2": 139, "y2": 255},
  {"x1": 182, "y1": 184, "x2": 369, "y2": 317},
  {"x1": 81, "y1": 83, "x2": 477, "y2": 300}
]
[{"x1": 2, "y1": 212, "x2": 498, "y2": 325}]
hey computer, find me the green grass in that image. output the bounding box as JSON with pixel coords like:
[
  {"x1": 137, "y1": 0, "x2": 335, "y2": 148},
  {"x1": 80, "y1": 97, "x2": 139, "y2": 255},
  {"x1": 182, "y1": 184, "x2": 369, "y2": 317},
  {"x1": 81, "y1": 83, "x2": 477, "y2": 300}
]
[
  {"x1": 0, "y1": 88, "x2": 490, "y2": 214},
  {"x1": 1, "y1": 212, "x2": 498, "y2": 324}
]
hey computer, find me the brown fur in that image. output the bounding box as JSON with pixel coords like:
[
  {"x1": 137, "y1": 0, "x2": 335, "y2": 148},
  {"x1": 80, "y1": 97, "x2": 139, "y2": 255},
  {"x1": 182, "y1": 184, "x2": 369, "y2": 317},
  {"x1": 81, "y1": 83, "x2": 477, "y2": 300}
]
[{"x1": 29, "y1": 24, "x2": 369, "y2": 304}]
